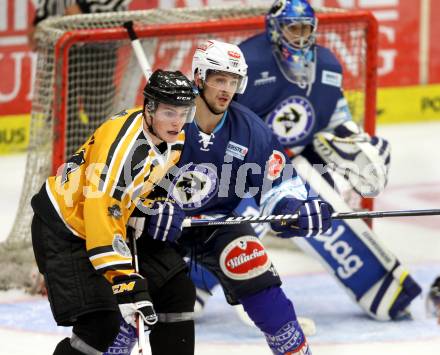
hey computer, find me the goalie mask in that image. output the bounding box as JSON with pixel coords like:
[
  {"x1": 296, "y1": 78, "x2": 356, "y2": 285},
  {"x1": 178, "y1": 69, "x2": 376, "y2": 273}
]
[
  {"x1": 266, "y1": 0, "x2": 317, "y2": 88},
  {"x1": 192, "y1": 39, "x2": 248, "y2": 94},
  {"x1": 143, "y1": 69, "x2": 197, "y2": 124}
]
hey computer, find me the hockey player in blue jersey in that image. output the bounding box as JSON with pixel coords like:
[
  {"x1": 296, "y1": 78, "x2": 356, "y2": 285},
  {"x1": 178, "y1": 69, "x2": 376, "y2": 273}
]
[
  {"x1": 124, "y1": 39, "x2": 335, "y2": 354},
  {"x1": 192, "y1": 0, "x2": 421, "y2": 323}
]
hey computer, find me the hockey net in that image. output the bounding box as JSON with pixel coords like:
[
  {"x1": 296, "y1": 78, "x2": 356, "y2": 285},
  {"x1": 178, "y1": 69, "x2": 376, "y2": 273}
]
[{"x1": 0, "y1": 6, "x2": 378, "y2": 290}]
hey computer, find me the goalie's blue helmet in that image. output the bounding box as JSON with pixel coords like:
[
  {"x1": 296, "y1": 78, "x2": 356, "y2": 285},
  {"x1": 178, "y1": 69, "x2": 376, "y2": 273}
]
[
  {"x1": 266, "y1": 0, "x2": 317, "y2": 87},
  {"x1": 266, "y1": 0, "x2": 317, "y2": 53}
]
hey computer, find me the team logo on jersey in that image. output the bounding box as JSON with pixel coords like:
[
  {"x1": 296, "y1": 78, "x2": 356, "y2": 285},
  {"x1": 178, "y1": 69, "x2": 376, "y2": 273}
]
[
  {"x1": 108, "y1": 204, "x2": 122, "y2": 220},
  {"x1": 266, "y1": 95, "x2": 315, "y2": 146},
  {"x1": 169, "y1": 163, "x2": 218, "y2": 210},
  {"x1": 60, "y1": 149, "x2": 86, "y2": 185},
  {"x1": 220, "y1": 236, "x2": 271, "y2": 280},
  {"x1": 267, "y1": 150, "x2": 286, "y2": 180},
  {"x1": 112, "y1": 234, "x2": 132, "y2": 258}
]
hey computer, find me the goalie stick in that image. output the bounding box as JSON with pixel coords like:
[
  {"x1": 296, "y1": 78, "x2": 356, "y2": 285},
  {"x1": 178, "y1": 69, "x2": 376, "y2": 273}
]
[{"x1": 182, "y1": 208, "x2": 440, "y2": 228}]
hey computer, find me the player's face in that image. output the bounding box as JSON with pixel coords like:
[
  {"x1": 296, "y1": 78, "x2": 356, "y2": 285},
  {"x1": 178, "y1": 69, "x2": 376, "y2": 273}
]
[
  {"x1": 203, "y1": 72, "x2": 240, "y2": 114},
  {"x1": 282, "y1": 23, "x2": 313, "y2": 49},
  {"x1": 148, "y1": 103, "x2": 190, "y2": 143}
]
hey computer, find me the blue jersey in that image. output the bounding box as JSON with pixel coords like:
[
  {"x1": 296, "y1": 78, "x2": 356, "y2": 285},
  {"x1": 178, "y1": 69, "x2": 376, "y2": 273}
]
[
  {"x1": 237, "y1": 33, "x2": 351, "y2": 152},
  {"x1": 166, "y1": 101, "x2": 306, "y2": 216}
]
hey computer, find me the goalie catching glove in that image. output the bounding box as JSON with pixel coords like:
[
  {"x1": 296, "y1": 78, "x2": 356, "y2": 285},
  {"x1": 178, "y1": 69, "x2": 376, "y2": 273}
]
[
  {"x1": 112, "y1": 277, "x2": 158, "y2": 330},
  {"x1": 271, "y1": 197, "x2": 333, "y2": 238},
  {"x1": 313, "y1": 121, "x2": 391, "y2": 197}
]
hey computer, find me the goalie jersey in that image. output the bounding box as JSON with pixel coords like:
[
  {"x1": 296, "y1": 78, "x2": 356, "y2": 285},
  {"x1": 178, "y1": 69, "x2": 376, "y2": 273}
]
[
  {"x1": 163, "y1": 101, "x2": 307, "y2": 216},
  {"x1": 31, "y1": 108, "x2": 184, "y2": 283},
  {"x1": 237, "y1": 33, "x2": 351, "y2": 154}
]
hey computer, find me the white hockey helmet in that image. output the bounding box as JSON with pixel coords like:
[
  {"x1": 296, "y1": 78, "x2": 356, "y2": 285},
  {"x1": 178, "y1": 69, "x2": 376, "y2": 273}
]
[{"x1": 192, "y1": 39, "x2": 248, "y2": 94}]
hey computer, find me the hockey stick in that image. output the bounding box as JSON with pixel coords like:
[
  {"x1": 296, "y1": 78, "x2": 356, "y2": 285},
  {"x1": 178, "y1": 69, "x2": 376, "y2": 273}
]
[
  {"x1": 182, "y1": 208, "x2": 440, "y2": 227},
  {"x1": 123, "y1": 21, "x2": 152, "y2": 80},
  {"x1": 123, "y1": 21, "x2": 151, "y2": 354},
  {"x1": 128, "y1": 232, "x2": 147, "y2": 355}
]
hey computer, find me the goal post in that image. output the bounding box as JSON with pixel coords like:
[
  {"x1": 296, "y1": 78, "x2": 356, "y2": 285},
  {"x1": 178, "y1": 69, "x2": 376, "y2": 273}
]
[{"x1": 0, "y1": 6, "x2": 378, "y2": 291}]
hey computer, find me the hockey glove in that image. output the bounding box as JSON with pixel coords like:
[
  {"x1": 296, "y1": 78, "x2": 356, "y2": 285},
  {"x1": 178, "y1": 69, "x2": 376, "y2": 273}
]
[
  {"x1": 271, "y1": 197, "x2": 333, "y2": 238},
  {"x1": 112, "y1": 277, "x2": 158, "y2": 330},
  {"x1": 147, "y1": 200, "x2": 185, "y2": 243},
  {"x1": 128, "y1": 200, "x2": 185, "y2": 242},
  {"x1": 313, "y1": 121, "x2": 391, "y2": 197}
]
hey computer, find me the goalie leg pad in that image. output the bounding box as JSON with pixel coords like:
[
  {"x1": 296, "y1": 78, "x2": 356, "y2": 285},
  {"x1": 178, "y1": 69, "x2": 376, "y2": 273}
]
[
  {"x1": 293, "y1": 214, "x2": 421, "y2": 320},
  {"x1": 292, "y1": 156, "x2": 421, "y2": 320},
  {"x1": 240, "y1": 286, "x2": 311, "y2": 354},
  {"x1": 359, "y1": 262, "x2": 421, "y2": 320}
]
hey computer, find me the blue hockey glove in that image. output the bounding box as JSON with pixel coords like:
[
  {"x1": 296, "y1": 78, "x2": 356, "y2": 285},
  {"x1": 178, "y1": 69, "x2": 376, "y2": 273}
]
[
  {"x1": 112, "y1": 277, "x2": 158, "y2": 330},
  {"x1": 271, "y1": 197, "x2": 333, "y2": 238},
  {"x1": 147, "y1": 201, "x2": 185, "y2": 243}
]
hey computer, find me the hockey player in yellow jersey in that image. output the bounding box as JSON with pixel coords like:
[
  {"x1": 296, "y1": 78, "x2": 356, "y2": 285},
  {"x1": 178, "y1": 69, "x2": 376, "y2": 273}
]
[{"x1": 30, "y1": 69, "x2": 198, "y2": 355}]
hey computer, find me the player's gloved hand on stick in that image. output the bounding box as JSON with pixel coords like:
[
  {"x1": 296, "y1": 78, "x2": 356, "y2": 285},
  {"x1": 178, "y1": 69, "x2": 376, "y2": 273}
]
[
  {"x1": 271, "y1": 197, "x2": 333, "y2": 238},
  {"x1": 112, "y1": 277, "x2": 158, "y2": 330},
  {"x1": 147, "y1": 200, "x2": 185, "y2": 242},
  {"x1": 128, "y1": 200, "x2": 186, "y2": 242}
]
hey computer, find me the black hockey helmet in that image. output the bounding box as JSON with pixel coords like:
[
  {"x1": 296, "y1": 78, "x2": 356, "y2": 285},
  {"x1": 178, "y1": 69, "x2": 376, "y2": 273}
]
[{"x1": 143, "y1": 69, "x2": 197, "y2": 109}]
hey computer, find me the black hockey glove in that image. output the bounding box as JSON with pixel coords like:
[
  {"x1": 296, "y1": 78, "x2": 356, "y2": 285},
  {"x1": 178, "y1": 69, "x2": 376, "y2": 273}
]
[{"x1": 112, "y1": 277, "x2": 158, "y2": 330}]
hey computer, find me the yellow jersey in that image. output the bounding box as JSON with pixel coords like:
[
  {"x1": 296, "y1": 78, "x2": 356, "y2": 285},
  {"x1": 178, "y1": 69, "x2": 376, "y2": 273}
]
[{"x1": 44, "y1": 108, "x2": 184, "y2": 283}]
